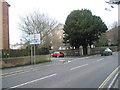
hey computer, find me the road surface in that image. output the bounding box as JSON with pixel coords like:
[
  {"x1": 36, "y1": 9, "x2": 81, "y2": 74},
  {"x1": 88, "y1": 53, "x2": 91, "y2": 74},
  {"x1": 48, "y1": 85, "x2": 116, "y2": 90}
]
[{"x1": 1, "y1": 52, "x2": 119, "y2": 89}]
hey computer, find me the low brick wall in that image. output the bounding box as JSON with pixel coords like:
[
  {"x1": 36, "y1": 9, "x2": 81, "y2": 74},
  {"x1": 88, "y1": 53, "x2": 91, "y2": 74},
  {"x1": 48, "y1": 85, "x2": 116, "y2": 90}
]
[
  {"x1": 51, "y1": 46, "x2": 118, "y2": 56},
  {"x1": 0, "y1": 55, "x2": 51, "y2": 69},
  {"x1": 50, "y1": 49, "x2": 80, "y2": 56}
]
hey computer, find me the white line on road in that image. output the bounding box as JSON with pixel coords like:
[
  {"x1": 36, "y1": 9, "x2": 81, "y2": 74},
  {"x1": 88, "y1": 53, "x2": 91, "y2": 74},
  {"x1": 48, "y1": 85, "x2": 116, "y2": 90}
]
[
  {"x1": 63, "y1": 60, "x2": 71, "y2": 64},
  {"x1": 1, "y1": 65, "x2": 54, "y2": 77},
  {"x1": 70, "y1": 64, "x2": 88, "y2": 70},
  {"x1": 59, "y1": 60, "x2": 65, "y2": 62},
  {"x1": 1, "y1": 70, "x2": 24, "y2": 76},
  {"x1": 97, "y1": 58, "x2": 104, "y2": 62},
  {"x1": 92, "y1": 58, "x2": 104, "y2": 63},
  {"x1": 98, "y1": 65, "x2": 120, "y2": 89},
  {"x1": 9, "y1": 73, "x2": 57, "y2": 89},
  {"x1": 108, "y1": 71, "x2": 120, "y2": 88},
  {"x1": 73, "y1": 57, "x2": 89, "y2": 61}
]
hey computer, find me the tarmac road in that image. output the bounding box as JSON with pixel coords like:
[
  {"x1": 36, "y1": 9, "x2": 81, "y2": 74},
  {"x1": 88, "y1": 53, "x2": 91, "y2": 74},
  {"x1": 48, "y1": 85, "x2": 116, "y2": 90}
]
[{"x1": 1, "y1": 52, "x2": 119, "y2": 89}]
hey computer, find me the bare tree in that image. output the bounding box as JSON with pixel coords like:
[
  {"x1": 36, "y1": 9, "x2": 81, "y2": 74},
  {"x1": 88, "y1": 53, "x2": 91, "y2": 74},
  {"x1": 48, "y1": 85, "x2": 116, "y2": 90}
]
[
  {"x1": 105, "y1": 0, "x2": 120, "y2": 11},
  {"x1": 106, "y1": 0, "x2": 120, "y2": 5},
  {"x1": 18, "y1": 10, "x2": 58, "y2": 46},
  {"x1": 111, "y1": 21, "x2": 118, "y2": 28}
]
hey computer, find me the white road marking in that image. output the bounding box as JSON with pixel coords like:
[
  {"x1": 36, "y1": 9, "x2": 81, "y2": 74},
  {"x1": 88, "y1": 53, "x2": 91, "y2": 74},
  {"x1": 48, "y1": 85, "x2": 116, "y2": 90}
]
[
  {"x1": 59, "y1": 60, "x2": 65, "y2": 62},
  {"x1": 98, "y1": 66, "x2": 120, "y2": 89},
  {"x1": 73, "y1": 56, "x2": 97, "y2": 61},
  {"x1": 9, "y1": 73, "x2": 57, "y2": 88},
  {"x1": 1, "y1": 65, "x2": 53, "y2": 77},
  {"x1": 73, "y1": 57, "x2": 89, "y2": 61},
  {"x1": 92, "y1": 58, "x2": 104, "y2": 63},
  {"x1": 108, "y1": 71, "x2": 120, "y2": 88},
  {"x1": 70, "y1": 64, "x2": 88, "y2": 70},
  {"x1": 97, "y1": 58, "x2": 104, "y2": 62},
  {"x1": 64, "y1": 60, "x2": 71, "y2": 64},
  {"x1": 1, "y1": 70, "x2": 24, "y2": 76}
]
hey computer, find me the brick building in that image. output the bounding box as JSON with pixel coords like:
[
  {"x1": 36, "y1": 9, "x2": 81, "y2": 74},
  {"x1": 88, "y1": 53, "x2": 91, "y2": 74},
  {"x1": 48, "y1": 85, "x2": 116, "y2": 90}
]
[{"x1": 0, "y1": 0, "x2": 10, "y2": 49}]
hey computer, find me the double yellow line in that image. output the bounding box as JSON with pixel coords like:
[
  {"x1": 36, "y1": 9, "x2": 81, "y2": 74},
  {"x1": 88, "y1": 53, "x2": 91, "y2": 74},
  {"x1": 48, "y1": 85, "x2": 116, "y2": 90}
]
[{"x1": 98, "y1": 65, "x2": 120, "y2": 90}]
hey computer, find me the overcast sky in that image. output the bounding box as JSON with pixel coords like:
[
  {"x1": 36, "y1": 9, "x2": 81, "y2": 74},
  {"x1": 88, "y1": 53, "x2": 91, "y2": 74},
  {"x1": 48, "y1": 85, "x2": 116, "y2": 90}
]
[{"x1": 5, "y1": 0, "x2": 118, "y2": 44}]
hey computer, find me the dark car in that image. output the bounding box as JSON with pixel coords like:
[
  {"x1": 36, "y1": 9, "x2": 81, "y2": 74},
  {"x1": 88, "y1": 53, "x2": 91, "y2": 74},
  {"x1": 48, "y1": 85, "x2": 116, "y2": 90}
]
[
  {"x1": 101, "y1": 48, "x2": 112, "y2": 56},
  {"x1": 51, "y1": 52, "x2": 64, "y2": 57}
]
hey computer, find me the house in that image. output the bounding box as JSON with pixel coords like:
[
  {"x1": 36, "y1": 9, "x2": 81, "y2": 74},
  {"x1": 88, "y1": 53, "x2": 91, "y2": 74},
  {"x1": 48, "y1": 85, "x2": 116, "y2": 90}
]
[{"x1": 51, "y1": 23, "x2": 66, "y2": 51}]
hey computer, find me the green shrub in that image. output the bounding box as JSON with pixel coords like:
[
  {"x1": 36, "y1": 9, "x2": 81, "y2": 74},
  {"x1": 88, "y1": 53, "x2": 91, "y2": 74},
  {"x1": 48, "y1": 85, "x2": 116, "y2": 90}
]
[{"x1": 2, "y1": 47, "x2": 49, "y2": 58}]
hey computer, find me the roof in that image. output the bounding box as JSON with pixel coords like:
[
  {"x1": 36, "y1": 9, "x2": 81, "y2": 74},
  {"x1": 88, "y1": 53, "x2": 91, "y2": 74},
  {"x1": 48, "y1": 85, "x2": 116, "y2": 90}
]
[{"x1": 0, "y1": 0, "x2": 10, "y2": 7}]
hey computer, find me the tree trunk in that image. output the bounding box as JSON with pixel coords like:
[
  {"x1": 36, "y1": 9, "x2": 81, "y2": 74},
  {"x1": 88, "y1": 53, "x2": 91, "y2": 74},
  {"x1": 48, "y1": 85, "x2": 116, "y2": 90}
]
[{"x1": 83, "y1": 46, "x2": 88, "y2": 55}]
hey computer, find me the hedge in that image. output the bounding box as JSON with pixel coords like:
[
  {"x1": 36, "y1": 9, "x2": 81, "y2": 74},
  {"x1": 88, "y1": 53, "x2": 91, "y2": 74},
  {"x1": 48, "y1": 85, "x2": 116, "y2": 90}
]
[{"x1": 2, "y1": 47, "x2": 49, "y2": 58}]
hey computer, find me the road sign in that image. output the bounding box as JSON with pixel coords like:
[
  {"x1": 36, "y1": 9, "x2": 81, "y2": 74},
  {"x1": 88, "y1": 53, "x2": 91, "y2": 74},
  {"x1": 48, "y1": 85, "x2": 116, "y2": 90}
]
[{"x1": 29, "y1": 34, "x2": 40, "y2": 44}]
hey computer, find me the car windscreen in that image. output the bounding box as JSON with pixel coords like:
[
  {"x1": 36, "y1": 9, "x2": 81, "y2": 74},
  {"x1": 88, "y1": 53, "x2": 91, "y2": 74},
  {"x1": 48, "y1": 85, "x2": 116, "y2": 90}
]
[{"x1": 54, "y1": 52, "x2": 59, "y2": 54}]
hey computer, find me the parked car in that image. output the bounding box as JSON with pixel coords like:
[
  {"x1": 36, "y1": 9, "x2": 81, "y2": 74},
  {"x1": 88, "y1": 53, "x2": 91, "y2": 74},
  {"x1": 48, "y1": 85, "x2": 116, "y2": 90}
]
[
  {"x1": 101, "y1": 48, "x2": 112, "y2": 56},
  {"x1": 51, "y1": 52, "x2": 64, "y2": 57}
]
